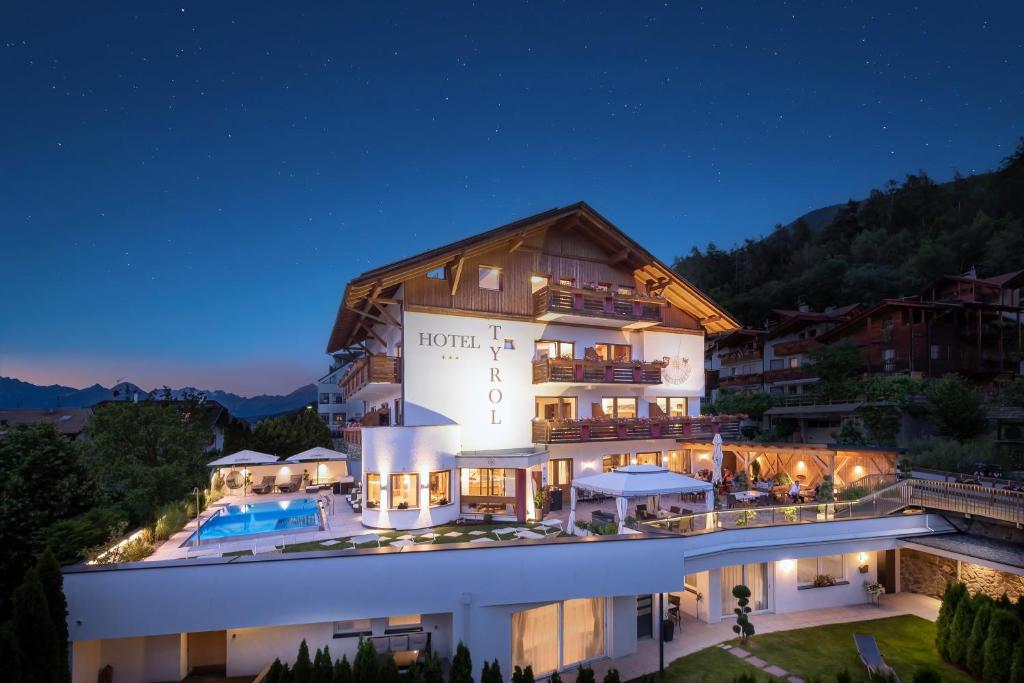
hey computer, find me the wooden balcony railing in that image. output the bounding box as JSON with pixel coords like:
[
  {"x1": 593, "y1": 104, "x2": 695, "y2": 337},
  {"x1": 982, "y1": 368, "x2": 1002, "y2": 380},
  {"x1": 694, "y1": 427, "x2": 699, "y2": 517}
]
[
  {"x1": 341, "y1": 354, "x2": 400, "y2": 399},
  {"x1": 720, "y1": 348, "x2": 763, "y2": 364},
  {"x1": 532, "y1": 358, "x2": 667, "y2": 384},
  {"x1": 763, "y1": 366, "x2": 813, "y2": 382},
  {"x1": 718, "y1": 372, "x2": 763, "y2": 388},
  {"x1": 533, "y1": 285, "x2": 664, "y2": 324},
  {"x1": 770, "y1": 338, "x2": 821, "y2": 356},
  {"x1": 531, "y1": 416, "x2": 741, "y2": 444}
]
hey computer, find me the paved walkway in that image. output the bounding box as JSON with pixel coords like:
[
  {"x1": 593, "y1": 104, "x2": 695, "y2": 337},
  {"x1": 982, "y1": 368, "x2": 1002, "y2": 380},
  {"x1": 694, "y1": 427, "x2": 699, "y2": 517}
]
[{"x1": 559, "y1": 593, "x2": 939, "y2": 682}]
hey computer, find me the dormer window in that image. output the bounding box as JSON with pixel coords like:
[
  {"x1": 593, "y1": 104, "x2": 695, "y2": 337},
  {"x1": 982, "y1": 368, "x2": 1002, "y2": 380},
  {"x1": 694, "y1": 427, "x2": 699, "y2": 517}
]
[{"x1": 479, "y1": 265, "x2": 502, "y2": 291}]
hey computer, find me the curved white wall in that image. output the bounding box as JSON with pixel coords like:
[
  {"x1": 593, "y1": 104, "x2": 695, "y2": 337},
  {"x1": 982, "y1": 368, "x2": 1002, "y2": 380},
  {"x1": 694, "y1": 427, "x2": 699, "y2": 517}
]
[{"x1": 361, "y1": 424, "x2": 462, "y2": 529}]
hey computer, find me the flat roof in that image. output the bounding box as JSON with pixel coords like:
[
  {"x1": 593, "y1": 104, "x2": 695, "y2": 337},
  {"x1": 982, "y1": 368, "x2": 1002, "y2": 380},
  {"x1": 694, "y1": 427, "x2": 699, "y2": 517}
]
[{"x1": 904, "y1": 533, "x2": 1024, "y2": 570}]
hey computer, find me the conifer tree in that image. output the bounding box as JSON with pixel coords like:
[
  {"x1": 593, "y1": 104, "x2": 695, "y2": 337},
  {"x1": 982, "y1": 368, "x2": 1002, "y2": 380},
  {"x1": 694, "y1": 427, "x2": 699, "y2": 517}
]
[
  {"x1": 936, "y1": 582, "x2": 967, "y2": 660},
  {"x1": 292, "y1": 639, "x2": 313, "y2": 683},
  {"x1": 332, "y1": 654, "x2": 352, "y2": 683},
  {"x1": 265, "y1": 659, "x2": 284, "y2": 683},
  {"x1": 12, "y1": 569, "x2": 60, "y2": 683},
  {"x1": 947, "y1": 591, "x2": 976, "y2": 667},
  {"x1": 421, "y1": 651, "x2": 445, "y2": 683},
  {"x1": 1010, "y1": 641, "x2": 1024, "y2": 683},
  {"x1": 451, "y1": 641, "x2": 473, "y2": 683},
  {"x1": 34, "y1": 549, "x2": 69, "y2": 683},
  {"x1": 352, "y1": 637, "x2": 379, "y2": 683},
  {"x1": 379, "y1": 654, "x2": 401, "y2": 683},
  {"x1": 968, "y1": 600, "x2": 995, "y2": 676},
  {"x1": 0, "y1": 622, "x2": 24, "y2": 683},
  {"x1": 983, "y1": 610, "x2": 1021, "y2": 683}
]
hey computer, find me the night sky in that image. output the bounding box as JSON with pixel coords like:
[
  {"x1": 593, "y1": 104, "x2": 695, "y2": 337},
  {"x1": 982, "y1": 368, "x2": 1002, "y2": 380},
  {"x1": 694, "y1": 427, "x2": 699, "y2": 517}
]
[{"x1": 2, "y1": 2, "x2": 1022, "y2": 395}]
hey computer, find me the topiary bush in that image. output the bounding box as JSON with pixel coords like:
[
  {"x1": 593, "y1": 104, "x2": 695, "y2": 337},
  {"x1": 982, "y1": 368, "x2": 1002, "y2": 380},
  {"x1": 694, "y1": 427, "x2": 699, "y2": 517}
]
[{"x1": 732, "y1": 584, "x2": 755, "y2": 643}]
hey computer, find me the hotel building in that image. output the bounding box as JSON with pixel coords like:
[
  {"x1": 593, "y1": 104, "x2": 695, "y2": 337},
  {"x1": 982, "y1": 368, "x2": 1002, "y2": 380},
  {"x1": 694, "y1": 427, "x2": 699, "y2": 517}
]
[{"x1": 63, "y1": 204, "x2": 1024, "y2": 683}]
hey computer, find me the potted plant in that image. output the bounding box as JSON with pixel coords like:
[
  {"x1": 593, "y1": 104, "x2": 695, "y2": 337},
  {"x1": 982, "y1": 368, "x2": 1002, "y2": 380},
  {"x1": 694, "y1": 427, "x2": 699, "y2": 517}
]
[
  {"x1": 864, "y1": 581, "x2": 885, "y2": 606},
  {"x1": 533, "y1": 486, "x2": 551, "y2": 518},
  {"x1": 780, "y1": 506, "x2": 798, "y2": 523},
  {"x1": 397, "y1": 502, "x2": 409, "y2": 510},
  {"x1": 812, "y1": 574, "x2": 837, "y2": 588}
]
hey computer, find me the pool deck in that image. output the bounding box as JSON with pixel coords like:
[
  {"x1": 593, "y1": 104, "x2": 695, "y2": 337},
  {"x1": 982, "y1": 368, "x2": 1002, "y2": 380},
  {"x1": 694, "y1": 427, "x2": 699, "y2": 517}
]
[{"x1": 148, "y1": 490, "x2": 366, "y2": 561}]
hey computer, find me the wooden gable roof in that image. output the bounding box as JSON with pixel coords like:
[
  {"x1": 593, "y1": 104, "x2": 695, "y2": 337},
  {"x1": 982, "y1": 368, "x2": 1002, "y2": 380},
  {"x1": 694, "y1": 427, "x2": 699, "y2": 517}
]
[{"x1": 326, "y1": 202, "x2": 740, "y2": 352}]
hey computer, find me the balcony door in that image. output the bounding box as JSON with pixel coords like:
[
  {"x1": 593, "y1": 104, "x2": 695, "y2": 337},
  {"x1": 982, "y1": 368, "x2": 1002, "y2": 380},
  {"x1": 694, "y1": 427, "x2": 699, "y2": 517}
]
[
  {"x1": 536, "y1": 397, "x2": 577, "y2": 420},
  {"x1": 595, "y1": 343, "x2": 631, "y2": 362},
  {"x1": 599, "y1": 397, "x2": 636, "y2": 419}
]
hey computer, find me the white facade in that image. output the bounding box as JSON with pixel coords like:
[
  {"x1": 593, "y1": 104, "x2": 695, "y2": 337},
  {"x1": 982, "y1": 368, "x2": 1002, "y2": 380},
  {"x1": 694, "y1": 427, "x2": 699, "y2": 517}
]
[{"x1": 317, "y1": 364, "x2": 363, "y2": 433}]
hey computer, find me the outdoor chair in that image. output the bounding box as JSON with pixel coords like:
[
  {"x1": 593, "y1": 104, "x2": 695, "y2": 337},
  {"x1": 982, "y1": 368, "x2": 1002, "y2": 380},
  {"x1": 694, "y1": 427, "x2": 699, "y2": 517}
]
[
  {"x1": 251, "y1": 476, "x2": 276, "y2": 494},
  {"x1": 853, "y1": 634, "x2": 901, "y2": 683},
  {"x1": 224, "y1": 471, "x2": 244, "y2": 490},
  {"x1": 277, "y1": 474, "x2": 303, "y2": 493}
]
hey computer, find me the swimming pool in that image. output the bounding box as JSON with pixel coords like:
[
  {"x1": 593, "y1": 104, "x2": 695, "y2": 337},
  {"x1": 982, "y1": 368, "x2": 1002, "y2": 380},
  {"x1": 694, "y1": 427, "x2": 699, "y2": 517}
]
[{"x1": 188, "y1": 498, "x2": 322, "y2": 544}]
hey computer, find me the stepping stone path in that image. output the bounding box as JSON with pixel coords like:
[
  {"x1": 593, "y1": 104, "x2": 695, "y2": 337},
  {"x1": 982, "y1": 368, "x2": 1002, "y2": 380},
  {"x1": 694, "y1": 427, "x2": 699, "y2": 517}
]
[
  {"x1": 517, "y1": 530, "x2": 545, "y2": 539},
  {"x1": 321, "y1": 540, "x2": 341, "y2": 546},
  {"x1": 443, "y1": 531, "x2": 464, "y2": 538},
  {"x1": 746, "y1": 657, "x2": 767, "y2": 668},
  {"x1": 727, "y1": 647, "x2": 750, "y2": 658},
  {"x1": 470, "y1": 537, "x2": 495, "y2": 543},
  {"x1": 389, "y1": 539, "x2": 415, "y2": 547},
  {"x1": 788, "y1": 677, "x2": 805, "y2": 683},
  {"x1": 763, "y1": 665, "x2": 789, "y2": 677},
  {"x1": 396, "y1": 534, "x2": 415, "y2": 540},
  {"x1": 468, "y1": 530, "x2": 487, "y2": 536}
]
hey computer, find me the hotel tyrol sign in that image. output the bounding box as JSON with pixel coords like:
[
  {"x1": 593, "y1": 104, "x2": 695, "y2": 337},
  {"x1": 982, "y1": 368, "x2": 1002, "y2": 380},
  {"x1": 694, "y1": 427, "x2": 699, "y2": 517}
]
[{"x1": 417, "y1": 325, "x2": 511, "y2": 426}]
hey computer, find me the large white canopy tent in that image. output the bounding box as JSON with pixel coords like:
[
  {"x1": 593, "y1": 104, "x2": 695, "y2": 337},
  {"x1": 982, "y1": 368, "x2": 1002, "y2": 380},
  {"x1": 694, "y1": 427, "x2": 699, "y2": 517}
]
[
  {"x1": 567, "y1": 465, "x2": 714, "y2": 534},
  {"x1": 285, "y1": 447, "x2": 353, "y2": 486},
  {"x1": 207, "y1": 450, "x2": 279, "y2": 495}
]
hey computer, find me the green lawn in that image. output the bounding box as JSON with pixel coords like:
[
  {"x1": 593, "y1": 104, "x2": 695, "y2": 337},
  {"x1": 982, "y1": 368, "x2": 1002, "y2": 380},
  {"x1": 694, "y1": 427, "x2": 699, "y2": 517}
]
[
  {"x1": 654, "y1": 615, "x2": 975, "y2": 683},
  {"x1": 279, "y1": 522, "x2": 563, "y2": 553}
]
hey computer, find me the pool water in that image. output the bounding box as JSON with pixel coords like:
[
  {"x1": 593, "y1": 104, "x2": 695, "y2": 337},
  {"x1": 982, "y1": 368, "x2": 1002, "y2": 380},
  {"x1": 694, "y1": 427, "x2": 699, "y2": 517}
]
[{"x1": 189, "y1": 498, "x2": 321, "y2": 544}]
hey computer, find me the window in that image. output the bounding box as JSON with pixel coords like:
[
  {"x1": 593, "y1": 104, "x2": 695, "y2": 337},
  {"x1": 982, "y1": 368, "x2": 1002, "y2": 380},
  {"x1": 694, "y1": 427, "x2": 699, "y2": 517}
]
[
  {"x1": 504, "y1": 339, "x2": 515, "y2": 350},
  {"x1": 595, "y1": 343, "x2": 631, "y2": 362},
  {"x1": 602, "y1": 454, "x2": 629, "y2": 472},
  {"x1": 530, "y1": 274, "x2": 550, "y2": 293},
  {"x1": 536, "y1": 396, "x2": 577, "y2": 420},
  {"x1": 797, "y1": 555, "x2": 846, "y2": 585},
  {"x1": 548, "y1": 459, "x2": 573, "y2": 487},
  {"x1": 333, "y1": 394, "x2": 344, "y2": 404},
  {"x1": 429, "y1": 471, "x2": 451, "y2": 506},
  {"x1": 721, "y1": 564, "x2": 768, "y2": 615},
  {"x1": 333, "y1": 619, "x2": 372, "y2": 637},
  {"x1": 463, "y1": 468, "x2": 515, "y2": 497},
  {"x1": 788, "y1": 357, "x2": 800, "y2": 368},
  {"x1": 389, "y1": 473, "x2": 419, "y2": 509},
  {"x1": 665, "y1": 450, "x2": 686, "y2": 473},
  {"x1": 511, "y1": 598, "x2": 605, "y2": 675},
  {"x1": 319, "y1": 393, "x2": 330, "y2": 404},
  {"x1": 616, "y1": 284, "x2": 635, "y2": 297},
  {"x1": 653, "y1": 397, "x2": 688, "y2": 418},
  {"x1": 332, "y1": 413, "x2": 347, "y2": 425},
  {"x1": 426, "y1": 266, "x2": 446, "y2": 280},
  {"x1": 535, "y1": 340, "x2": 574, "y2": 360},
  {"x1": 558, "y1": 277, "x2": 575, "y2": 287},
  {"x1": 635, "y1": 452, "x2": 660, "y2": 466},
  {"x1": 387, "y1": 614, "x2": 421, "y2": 628},
  {"x1": 365, "y1": 474, "x2": 381, "y2": 509},
  {"x1": 595, "y1": 282, "x2": 611, "y2": 292},
  {"x1": 600, "y1": 397, "x2": 636, "y2": 419},
  {"x1": 769, "y1": 359, "x2": 784, "y2": 370},
  {"x1": 479, "y1": 265, "x2": 503, "y2": 291}
]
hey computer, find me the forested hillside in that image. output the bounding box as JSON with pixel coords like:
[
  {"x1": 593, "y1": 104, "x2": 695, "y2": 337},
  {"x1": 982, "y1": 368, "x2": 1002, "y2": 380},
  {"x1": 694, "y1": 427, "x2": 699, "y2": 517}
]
[{"x1": 674, "y1": 139, "x2": 1024, "y2": 326}]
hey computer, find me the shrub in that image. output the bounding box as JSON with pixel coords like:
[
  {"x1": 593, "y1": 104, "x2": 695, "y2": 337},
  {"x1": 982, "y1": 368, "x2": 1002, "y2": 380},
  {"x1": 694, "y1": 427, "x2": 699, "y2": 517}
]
[
  {"x1": 732, "y1": 584, "x2": 755, "y2": 643},
  {"x1": 154, "y1": 501, "x2": 190, "y2": 541},
  {"x1": 983, "y1": 610, "x2": 1021, "y2": 683},
  {"x1": 1010, "y1": 642, "x2": 1024, "y2": 683},
  {"x1": 451, "y1": 641, "x2": 473, "y2": 683},
  {"x1": 576, "y1": 665, "x2": 596, "y2": 683},
  {"x1": 549, "y1": 671, "x2": 562, "y2": 683},
  {"x1": 935, "y1": 582, "x2": 968, "y2": 660},
  {"x1": 836, "y1": 668, "x2": 853, "y2": 683},
  {"x1": 333, "y1": 654, "x2": 353, "y2": 683},
  {"x1": 512, "y1": 665, "x2": 535, "y2": 683},
  {"x1": 604, "y1": 669, "x2": 621, "y2": 683},
  {"x1": 913, "y1": 666, "x2": 942, "y2": 683},
  {"x1": 967, "y1": 599, "x2": 995, "y2": 675},
  {"x1": 353, "y1": 637, "x2": 379, "y2": 683},
  {"x1": 947, "y1": 591, "x2": 976, "y2": 666},
  {"x1": 731, "y1": 674, "x2": 758, "y2": 683},
  {"x1": 292, "y1": 639, "x2": 313, "y2": 683}
]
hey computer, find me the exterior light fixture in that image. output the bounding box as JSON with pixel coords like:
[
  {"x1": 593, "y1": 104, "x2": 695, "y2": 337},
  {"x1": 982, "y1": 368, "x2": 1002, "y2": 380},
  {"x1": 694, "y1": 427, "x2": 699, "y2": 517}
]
[{"x1": 779, "y1": 559, "x2": 794, "y2": 572}]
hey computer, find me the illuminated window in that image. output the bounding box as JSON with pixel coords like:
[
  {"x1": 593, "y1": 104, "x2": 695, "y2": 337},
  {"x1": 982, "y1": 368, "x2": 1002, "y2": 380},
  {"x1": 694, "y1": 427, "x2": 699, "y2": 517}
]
[
  {"x1": 511, "y1": 598, "x2": 605, "y2": 675},
  {"x1": 462, "y1": 468, "x2": 515, "y2": 497},
  {"x1": 429, "y1": 470, "x2": 451, "y2": 506},
  {"x1": 365, "y1": 474, "x2": 381, "y2": 509},
  {"x1": 558, "y1": 277, "x2": 575, "y2": 287},
  {"x1": 601, "y1": 397, "x2": 636, "y2": 419},
  {"x1": 797, "y1": 555, "x2": 845, "y2": 585},
  {"x1": 665, "y1": 450, "x2": 686, "y2": 473},
  {"x1": 530, "y1": 274, "x2": 550, "y2": 293},
  {"x1": 635, "y1": 452, "x2": 660, "y2": 466},
  {"x1": 595, "y1": 343, "x2": 631, "y2": 362},
  {"x1": 333, "y1": 619, "x2": 372, "y2": 636},
  {"x1": 654, "y1": 397, "x2": 689, "y2": 418},
  {"x1": 389, "y1": 473, "x2": 419, "y2": 509},
  {"x1": 536, "y1": 396, "x2": 577, "y2": 420},
  {"x1": 535, "y1": 340, "x2": 575, "y2": 360},
  {"x1": 595, "y1": 282, "x2": 611, "y2": 292},
  {"x1": 548, "y1": 458, "x2": 573, "y2": 487},
  {"x1": 426, "y1": 266, "x2": 446, "y2": 280},
  {"x1": 479, "y1": 265, "x2": 503, "y2": 291},
  {"x1": 616, "y1": 284, "x2": 635, "y2": 296},
  {"x1": 602, "y1": 454, "x2": 629, "y2": 472},
  {"x1": 387, "y1": 614, "x2": 421, "y2": 627}
]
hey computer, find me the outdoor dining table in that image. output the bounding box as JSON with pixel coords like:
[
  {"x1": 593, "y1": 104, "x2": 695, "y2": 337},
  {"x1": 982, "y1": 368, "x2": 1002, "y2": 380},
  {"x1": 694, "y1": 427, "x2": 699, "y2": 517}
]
[{"x1": 732, "y1": 490, "x2": 761, "y2": 503}]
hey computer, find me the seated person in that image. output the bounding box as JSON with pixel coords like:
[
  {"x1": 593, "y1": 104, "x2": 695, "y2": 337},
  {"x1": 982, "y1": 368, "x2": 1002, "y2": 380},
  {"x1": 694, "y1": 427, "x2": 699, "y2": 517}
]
[{"x1": 788, "y1": 481, "x2": 802, "y2": 502}]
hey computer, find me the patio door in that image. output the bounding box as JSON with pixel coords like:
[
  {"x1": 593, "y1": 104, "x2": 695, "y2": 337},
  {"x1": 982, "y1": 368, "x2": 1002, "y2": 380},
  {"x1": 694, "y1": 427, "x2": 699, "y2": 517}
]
[
  {"x1": 720, "y1": 563, "x2": 769, "y2": 617},
  {"x1": 636, "y1": 594, "x2": 653, "y2": 639}
]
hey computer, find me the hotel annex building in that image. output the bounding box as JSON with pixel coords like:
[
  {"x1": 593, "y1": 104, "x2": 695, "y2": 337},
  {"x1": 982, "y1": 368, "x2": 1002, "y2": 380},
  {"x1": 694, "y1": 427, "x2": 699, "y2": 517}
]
[{"x1": 63, "y1": 204, "x2": 1023, "y2": 682}]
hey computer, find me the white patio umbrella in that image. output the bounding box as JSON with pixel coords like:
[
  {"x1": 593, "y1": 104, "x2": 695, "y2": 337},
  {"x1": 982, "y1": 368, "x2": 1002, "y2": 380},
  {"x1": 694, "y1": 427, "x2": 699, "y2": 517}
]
[
  {"x1": 286, "y1": 446, "x2": 351, "y2": 486},
  {"x1": 711, "y1": 433, "x2": 725, "y2": 485},
  {"x1": 207, "y1": 450, "x2": 279, "y2": 496},
  {"x1": 569, "y1": 465, "x2": 713, "y2": 534}
]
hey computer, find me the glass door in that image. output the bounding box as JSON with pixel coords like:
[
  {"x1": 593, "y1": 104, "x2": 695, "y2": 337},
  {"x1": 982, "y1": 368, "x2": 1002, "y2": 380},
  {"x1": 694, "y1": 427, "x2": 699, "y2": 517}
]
[{"x1": 720, "y1": 563, "x2": 769, "y2": 616}]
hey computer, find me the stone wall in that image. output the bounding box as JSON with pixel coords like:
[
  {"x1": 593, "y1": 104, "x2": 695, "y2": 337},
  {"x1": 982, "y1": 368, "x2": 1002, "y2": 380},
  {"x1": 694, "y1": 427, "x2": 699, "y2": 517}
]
[
  {"x1": 900, "y1": 548, "x2": 1024, "y2": 600},
  {"x1": 900, "y1": 549, "x2": 956, "y2": 599}
]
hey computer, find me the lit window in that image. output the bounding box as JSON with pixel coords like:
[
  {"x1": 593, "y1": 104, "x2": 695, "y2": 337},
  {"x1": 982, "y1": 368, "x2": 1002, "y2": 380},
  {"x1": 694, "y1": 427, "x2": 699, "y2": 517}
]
[
  {"x1": 479, "y1": 266, "x2": 502, "y2": 291},
  {"x1": 636, "y1": 452, "x2": 660, "y2": 466},
  {"x1": 602, "y1": 454, "x2": 629, "y2": 472},
  {"x1": 616, "y1": 285, "x2": 635, "y2": 296},
  {"x1": 387, "y1": 614, "x2": 421, "y2": 627},
  {"x1": 654, "y1": 397, "x2": 688, "y2": 418},
  {"x1": 600, "y1": 397, "x2": 636, "y2": 419},
  {"x1": 390, "y1": 473, "x2": 419, "y2": 509},
  {"x1": 797, "y1": 555, "x2": 846, "y2": 585},
  {"x1": 426, "y1": 266, "x2": 446, "y2": 280},
  {"x1": 558, "y1": 277, "x2": 575, "y2": 287},
  {"x1": 530, "y1": 274, "x2": 549, "y2": 293},
  {"x1": 365, "y1": 474, "x2": 381, "y2": 509},
  {"x1": 333, "y1": 619, "x2": 372, "y2": 636},
  {"x1": 429, "y1": 470, "x2": 451, "y2": 506},
  {"x1": 595, "y1": 343, "x2": 631, "y2": 362}
]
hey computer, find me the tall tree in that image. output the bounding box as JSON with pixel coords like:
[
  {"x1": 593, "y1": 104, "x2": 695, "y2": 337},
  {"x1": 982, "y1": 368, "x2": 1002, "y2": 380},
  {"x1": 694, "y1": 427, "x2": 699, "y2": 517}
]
[
  {"x1": 34, "y1": 550, "x2": 69, "y2": 683},
  {"x1": 925, "y1": 374, "x2": 988, "y2": 441},
  {"x1": 12, "y1": 569, "x2": 59, "y2": 683}
]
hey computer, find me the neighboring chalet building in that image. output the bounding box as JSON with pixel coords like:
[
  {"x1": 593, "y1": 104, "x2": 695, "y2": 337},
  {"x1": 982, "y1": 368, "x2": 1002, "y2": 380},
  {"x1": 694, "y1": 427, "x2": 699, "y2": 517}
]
[
  {"x1": 93, "y1": 398, "x2": 245, "y2": 452},
  {"x1": 704, "y1": 329, "x2": 764, "y2": 402},
  {"x1": 316, "y1": 362, "x2": 364, "y2": 439},
  {"x1": 0, "y1": 407, "x2": 93, "y2": 440}
]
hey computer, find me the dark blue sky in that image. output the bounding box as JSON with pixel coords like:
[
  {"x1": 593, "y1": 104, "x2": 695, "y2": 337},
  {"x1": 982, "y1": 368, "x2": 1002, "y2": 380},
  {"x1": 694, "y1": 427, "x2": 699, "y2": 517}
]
[{"x1": 2, "y1": 2, "x2": 1022, "y2": 395}]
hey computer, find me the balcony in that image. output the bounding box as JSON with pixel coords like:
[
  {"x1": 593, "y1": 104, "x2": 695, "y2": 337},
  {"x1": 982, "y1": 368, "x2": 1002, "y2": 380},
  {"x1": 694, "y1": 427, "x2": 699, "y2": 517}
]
[
  {"x1": 533, "y1": 285, "x2": 665, "y2": 329},
  {"x1": 763, "y1": 366, "x2": 814, "y2": 383},
  {"x1": 770, "y1": 338, "x2": 821, "y2": 356},
  {"x1": 532, "y1": 358, "x2": 667, "y2": 385},
  {"x1": 718, "y1": 372, "x2": 763, "y2": 389},
  {"x1": 341, "y1": 354, "x2": 401, "y2": 402},
  {"x1": 720, "y1": 348, "x2": 762, "y2": 364},
  {"x1": 531, "y1": 416, "x2": 741, "y2": 444}
]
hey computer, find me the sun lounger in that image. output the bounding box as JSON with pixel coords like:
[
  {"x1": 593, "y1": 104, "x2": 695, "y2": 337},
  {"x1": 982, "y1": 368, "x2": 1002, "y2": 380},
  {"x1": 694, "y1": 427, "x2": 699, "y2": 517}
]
[
  {"x1": 251, "y1": 476, "x2": 276, "y2": 494},
  {"x1": 853, "y1": 633, "x2": 900, "y2": 682},
  {"x1": 277, "y1": 474, "x2": 303, "y2": 493}
]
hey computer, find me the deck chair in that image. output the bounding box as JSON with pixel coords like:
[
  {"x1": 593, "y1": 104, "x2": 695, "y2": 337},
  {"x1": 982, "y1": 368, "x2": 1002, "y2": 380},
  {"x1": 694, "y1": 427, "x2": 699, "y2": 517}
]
[
  {"x1": 251, "y1": 476, "x2": 276, "y2": 494},
  {"x1": 277, "y1": 474, "x2": 303, "y2": 493},
  {"x1": 853, "y1": 634, "x2": 901, "y2": 682}
]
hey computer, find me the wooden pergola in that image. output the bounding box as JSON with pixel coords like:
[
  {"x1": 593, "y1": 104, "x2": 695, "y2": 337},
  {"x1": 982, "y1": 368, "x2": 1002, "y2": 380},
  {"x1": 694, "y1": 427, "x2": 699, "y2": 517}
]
[{"x1": 720, "y1": 442, "x2": 899, "y2": 489}]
